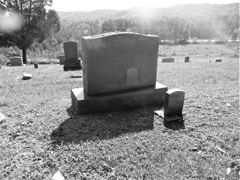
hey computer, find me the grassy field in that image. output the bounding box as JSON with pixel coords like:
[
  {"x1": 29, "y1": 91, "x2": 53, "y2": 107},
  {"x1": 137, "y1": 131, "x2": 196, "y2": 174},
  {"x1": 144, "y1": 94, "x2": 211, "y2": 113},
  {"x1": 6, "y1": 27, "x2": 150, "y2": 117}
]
[{"x1": 0, "y1": 44, "x2": 239, "y2": 179}]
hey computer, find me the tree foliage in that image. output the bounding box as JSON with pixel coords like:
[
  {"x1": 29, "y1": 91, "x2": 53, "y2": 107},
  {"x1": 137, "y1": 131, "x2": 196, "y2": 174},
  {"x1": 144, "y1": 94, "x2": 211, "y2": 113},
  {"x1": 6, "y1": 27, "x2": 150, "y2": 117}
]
[{"x1": 0, "y1": 0, "x2": 60, "y2": 63}]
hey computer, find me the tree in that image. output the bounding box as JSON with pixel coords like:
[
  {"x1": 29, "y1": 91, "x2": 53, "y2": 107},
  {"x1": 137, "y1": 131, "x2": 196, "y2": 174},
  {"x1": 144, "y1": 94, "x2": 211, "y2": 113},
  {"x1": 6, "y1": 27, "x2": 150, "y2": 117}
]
[{"x1": 0, "y1": 0, "x2": 60, "y2": 64}]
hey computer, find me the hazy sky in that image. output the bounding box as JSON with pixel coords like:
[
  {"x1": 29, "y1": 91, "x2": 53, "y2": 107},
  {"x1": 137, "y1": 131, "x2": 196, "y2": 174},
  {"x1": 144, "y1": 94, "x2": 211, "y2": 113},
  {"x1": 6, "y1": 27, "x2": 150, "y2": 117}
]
[{"x1": 52, "y1": 0, "x2": 238, "y2": 11}]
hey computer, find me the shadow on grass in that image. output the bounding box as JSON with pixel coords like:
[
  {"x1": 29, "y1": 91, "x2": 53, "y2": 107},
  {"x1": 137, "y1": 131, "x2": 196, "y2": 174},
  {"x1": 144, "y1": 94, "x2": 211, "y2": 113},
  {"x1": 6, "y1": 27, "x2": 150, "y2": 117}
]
[{"x1": 51, "y1": 107, "x2": 155, "y2": 144}]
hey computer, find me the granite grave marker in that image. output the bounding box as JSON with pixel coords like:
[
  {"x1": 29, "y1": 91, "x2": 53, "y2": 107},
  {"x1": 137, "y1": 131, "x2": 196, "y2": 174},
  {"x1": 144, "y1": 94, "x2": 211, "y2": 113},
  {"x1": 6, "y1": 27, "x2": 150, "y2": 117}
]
[
  {"x1": 9, "y1": 56, "x2": 23, "y2": 66},
  {"x1": 71, "y1": 32, "x2": 168, "y2": 114},
  {"x1": 63, "y1": 41, "x2": 82, "y2": 71},
  {"x1": 162, "y1": 57, "x2": 174, "y2": 63}
]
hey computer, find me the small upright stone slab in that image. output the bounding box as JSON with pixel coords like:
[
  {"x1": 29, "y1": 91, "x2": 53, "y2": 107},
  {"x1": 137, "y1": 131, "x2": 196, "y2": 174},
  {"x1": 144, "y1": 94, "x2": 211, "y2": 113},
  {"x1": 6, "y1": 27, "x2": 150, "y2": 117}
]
[
  {"x1": 162, "y1": 58, "x2": 174, "y2": 63},
  {"x1": 216, "y1": 59, "x2": 222, "y2": 62},
  {"x1": 9, "y1": 56, "x2": 23, "y2": 66},
  {"x1": 164, "y1": 88, "x2": 185, "y2": 121},
  {"x1": 184, "y1": 56, "x2": 190, "y2": 63},
  {"x1": 34, "y1": 63, "x2": 38, "y2": 69},
  {"x1": 63, "y1": 41, "x2": 82, "y2": 71},
  {"x1": 58, "y1": 55, "x2": 65, "y2": 65}
]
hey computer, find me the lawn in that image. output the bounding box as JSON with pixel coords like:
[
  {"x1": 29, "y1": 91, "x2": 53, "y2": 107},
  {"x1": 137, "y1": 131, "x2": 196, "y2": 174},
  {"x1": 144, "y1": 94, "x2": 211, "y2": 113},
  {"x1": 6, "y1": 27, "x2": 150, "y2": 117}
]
[{"x1": 0, "y1": 44, "x2": 239, "y2": 179}]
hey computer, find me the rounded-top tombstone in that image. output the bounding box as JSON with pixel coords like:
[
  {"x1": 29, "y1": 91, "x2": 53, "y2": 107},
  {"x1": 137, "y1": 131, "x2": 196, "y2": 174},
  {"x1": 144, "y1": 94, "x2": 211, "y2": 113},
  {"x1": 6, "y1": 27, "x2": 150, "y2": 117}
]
[
  {"x1": 80, "y1": 32, "x2": 159, "y2": 95},
  {"x1": 63, "y1": 41, "x2": 78, "y2": 61},
  {"x1": 164, "y1": 88, "x2": 185, "y2": 116},
  {"x1": 63, "y1": 41, "x2": 81, "y2": 71}
]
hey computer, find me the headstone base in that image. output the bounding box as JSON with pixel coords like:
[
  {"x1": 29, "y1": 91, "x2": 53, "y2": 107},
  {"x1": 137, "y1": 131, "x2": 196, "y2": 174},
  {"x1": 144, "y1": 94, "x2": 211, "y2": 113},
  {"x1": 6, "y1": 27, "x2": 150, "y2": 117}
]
[
  {"x1": 63, "y1": 66, "x2": 82, "y2": 71},
  {"x1": 154, "y1": 109, "x2": 183, "y2": 122},
  {"x1": 63, "y1": 60, "x2": 82, "y2": 71},
  {"x1": 71, "y1": 82, "x2": 167, "y2": 115}
]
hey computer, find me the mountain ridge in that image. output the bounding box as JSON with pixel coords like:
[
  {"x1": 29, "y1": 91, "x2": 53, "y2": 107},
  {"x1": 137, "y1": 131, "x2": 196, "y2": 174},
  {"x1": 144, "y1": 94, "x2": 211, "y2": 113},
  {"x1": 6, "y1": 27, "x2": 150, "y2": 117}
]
[{"x1": 57, "y1": 3, "x2": 239, "y2": 22}]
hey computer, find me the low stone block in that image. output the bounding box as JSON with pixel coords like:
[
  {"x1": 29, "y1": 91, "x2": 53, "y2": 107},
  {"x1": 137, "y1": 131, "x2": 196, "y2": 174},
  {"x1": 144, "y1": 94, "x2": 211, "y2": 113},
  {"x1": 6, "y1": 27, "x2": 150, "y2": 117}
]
[
  {"x1": 216, "y1": 59, "x2": 222, "y2": 62},
  {"x1": 63, "y1": 59, "x2": 82, "y2": 71},
  {"x1": 164, "y1": 88, "x2": 185, "y2": 116},
  {"x1": 71, "y1": 82, "x2": 167, "y2": 115},
  {"x1": 162, "y1": 58, "x2": 174, "y2": 63},
  {"x1": 155, "y1": 109, "x2": 183, "y2": 122},
  {"x1": 9, "y1": 56, "x2": 23, "y2": 66},
  {"x1": 184, "y1": 56, "x2": 190, "y2": 63},
  {"x1": 22, "y1": 73, "x2": 32, "y2": 80}
]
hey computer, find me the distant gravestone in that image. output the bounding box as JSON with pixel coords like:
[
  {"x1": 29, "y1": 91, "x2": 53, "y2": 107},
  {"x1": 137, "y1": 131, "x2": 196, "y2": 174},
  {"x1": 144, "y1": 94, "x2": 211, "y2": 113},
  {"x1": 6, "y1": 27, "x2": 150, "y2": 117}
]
[
  {"x1": 9, "y1": 56, "x2": 23, "y2": 66},
  {"x1": 162, "y1": 57, "x2": 174, "y2": 63},
  {"x1": 34, "y1": 63, "x2": 38, "y2": 69},
  {"x1": 216, "y1": 59, "x2": 222, "y2": 62},
  {"x1": 58, "y1": 55, "x2": 65, "y2": 65},
  {"x1": 71, "y1": 32, "x2": 168, "y2": 114},
  {"x1": 164, "y1": 88, "x2": 185, "y2": 119},
  {"x1": 22, "y1": 73, "x2": 32, "y2": 80},
  {"x1": 63, "y1": 41, "x2": 82, "y2": 71},
  {"x1": 184, "y1": 56, "x2": 190, "y2": 63}
]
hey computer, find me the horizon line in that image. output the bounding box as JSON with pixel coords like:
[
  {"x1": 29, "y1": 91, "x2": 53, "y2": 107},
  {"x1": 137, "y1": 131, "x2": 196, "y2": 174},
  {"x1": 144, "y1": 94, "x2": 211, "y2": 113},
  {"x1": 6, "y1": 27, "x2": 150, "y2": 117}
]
[{"x1": 53, "y1": 2, "x2": 239, "y2": 13}]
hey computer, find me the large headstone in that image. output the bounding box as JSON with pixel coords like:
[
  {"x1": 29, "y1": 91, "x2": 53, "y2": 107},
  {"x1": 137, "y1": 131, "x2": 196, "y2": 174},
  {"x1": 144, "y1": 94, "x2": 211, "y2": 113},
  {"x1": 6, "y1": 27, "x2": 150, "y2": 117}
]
[
  {"x1": 63, "y1": 41, "x2": 82, "y2": 71},
  {"x1": 71, "y1": 32, "x2": 168, "y2": 115},
  {"x1": 9, "y1": 56, "x2": 23, "y2": 66},
  {"x1": 162, "y1": 58, "x2": 174, "y2": 63},
  {"x1": 81, "y1": 32, "x2": 159, "y2": 95}
]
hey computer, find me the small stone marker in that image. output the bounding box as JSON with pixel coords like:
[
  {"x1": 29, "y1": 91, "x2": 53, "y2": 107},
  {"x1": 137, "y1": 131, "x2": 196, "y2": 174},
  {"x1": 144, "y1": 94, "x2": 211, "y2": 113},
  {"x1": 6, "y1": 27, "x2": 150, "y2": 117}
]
[
  {"x1": 184, "y1": 56, "x2": 190, "y2": 63},
  {"x1": 9, "y1": 56, "x2": 23, "y2": 66},
  {"x1": 164, "y1": 88, "x2": 185, "y2": 121},
  {"x1": 63, "y1": 41, "x2": 82, "y2": 71},
  {"x1": 0, "y1": 112, "x2": 6, "y2": 123},
  {"x1": 216, "y1": 59, "x2": 222, "y2": 62},
  {"x1": 162, "y1": 58, "x2": 174, "y2": 63},
  {"x1": 34, "y1": 63, "x2": 38, "y2": 68},
  {"x1": 22, "y1": 73, "x2": 32, "y2": 80},
  {"x1": 58, "y1": 55, "x2": 65, "y2": 65}
]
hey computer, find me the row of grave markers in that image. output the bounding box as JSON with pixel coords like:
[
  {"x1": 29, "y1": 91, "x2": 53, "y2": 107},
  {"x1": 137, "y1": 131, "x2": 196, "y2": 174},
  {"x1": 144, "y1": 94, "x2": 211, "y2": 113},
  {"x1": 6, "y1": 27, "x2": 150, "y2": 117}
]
[
  {"x1": 5, "y1": 48, "x2": 222, "y2": 67},
  {"x1": 5, "y1": 55, "x2": 222, "y2": 67}
]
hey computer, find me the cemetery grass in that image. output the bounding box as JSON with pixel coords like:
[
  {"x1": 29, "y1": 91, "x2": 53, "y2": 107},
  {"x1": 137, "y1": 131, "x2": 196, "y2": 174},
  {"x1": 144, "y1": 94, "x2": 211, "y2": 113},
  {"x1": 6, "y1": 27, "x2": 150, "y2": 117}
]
[{"x1": 0, "y1": 45, "x2": 239, "y2": 179}]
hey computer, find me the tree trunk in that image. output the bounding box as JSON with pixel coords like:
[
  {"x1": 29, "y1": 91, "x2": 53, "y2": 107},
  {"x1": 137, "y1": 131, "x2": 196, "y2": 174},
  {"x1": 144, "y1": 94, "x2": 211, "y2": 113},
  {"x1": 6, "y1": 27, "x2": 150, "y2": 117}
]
[{"x1": 22, "y1": 48, "x2": 27, "y2": 64}]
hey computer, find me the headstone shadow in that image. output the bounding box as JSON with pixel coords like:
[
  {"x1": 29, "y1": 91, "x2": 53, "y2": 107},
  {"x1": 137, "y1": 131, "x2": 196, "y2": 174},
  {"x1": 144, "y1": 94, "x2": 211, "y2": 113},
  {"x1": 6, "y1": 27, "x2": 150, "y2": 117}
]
[{"x1": 50, "y1": 107, "x2": 154, "y2": 144}]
